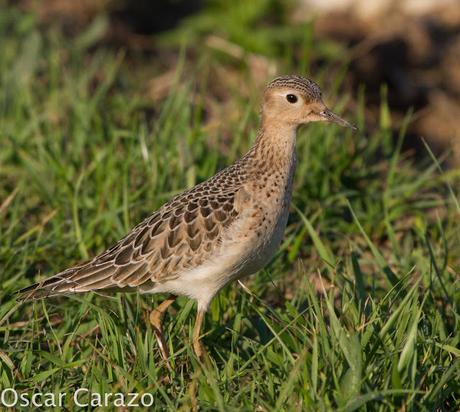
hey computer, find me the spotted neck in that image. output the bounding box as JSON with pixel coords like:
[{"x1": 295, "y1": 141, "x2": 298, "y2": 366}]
[{"x1": 248, "y1": 118, "x2": 298, "y2": 173}]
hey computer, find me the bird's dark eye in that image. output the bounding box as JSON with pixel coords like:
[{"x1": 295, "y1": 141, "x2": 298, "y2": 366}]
[{"x1": 286, "y1": 94, "x2": 298, "y2": 103}]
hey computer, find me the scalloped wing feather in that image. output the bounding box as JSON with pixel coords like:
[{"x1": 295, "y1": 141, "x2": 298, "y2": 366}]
[{"x1": 18, "y1": 186, "x2": 241, "y2": 300}]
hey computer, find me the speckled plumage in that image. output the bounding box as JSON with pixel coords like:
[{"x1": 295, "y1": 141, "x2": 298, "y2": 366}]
[
  {"x1": 19, "y1": 131, "x2": 296, "y2": 310},
  {"x1": 19, "y1": 75, "x2": 354, "y2": 358}
]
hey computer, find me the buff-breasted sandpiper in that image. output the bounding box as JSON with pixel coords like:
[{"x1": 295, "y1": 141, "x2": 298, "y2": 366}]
[{"x1": 19, "y1": 75, "x2": 355, "y2": 359}]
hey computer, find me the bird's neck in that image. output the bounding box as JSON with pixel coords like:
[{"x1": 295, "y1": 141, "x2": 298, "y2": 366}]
[{"x1": 248, "y1": 119, "x2": 298, "y2": 172}]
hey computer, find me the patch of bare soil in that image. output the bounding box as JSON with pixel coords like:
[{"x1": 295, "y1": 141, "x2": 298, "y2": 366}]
[{"x1": 314, "y1": 5, "x2": 460, "y2": 164}]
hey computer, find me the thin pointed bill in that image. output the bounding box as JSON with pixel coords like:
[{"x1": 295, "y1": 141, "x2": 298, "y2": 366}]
[{"x1": 320, "y1": 109, "x2": 357, "y2": 130}]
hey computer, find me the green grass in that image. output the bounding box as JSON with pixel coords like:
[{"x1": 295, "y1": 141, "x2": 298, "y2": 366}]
[{"x1": 0, "y1": 3, "x2": 459, "y2": 411}]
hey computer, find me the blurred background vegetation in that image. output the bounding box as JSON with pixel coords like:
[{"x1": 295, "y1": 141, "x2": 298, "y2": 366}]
[{"x1": 9, "y1": 0, "x2": 460, "y2": 162}]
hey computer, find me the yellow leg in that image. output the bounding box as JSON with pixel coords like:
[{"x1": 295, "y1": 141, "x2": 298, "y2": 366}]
[
  {"x1": 193, "y1": 309, "x2": 206, "y2": 359},
  {"x1": 149, "y1": 295, "x2": 177, "y2": 361}
]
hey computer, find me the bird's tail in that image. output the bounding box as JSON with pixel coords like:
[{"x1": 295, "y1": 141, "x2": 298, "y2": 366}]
[
  {"x1": 17, "y1": 239, "x2": 154, "y2": 301},
  {"x1": 18, "y1": 266, "x2": 89, "y2": 301}
]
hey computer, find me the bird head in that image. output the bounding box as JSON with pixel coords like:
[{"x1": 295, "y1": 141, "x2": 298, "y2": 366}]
[{"x1": 262, "y1": 75, "x2": 356, "y2": 130}]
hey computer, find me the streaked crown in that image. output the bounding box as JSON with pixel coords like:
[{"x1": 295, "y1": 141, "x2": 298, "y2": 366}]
[{"x1": 266, "y1": 75, "x2": 322, "y2": 101}]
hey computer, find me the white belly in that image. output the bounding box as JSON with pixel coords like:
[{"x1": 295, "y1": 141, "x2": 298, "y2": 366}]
[{"x1": 149, "y1": 205, "x2": 289, "y2": 311}]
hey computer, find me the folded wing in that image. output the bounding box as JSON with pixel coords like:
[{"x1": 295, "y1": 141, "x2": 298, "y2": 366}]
[{"x1": 18, "y1": 188, "x2": 240, "y2": 300}]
